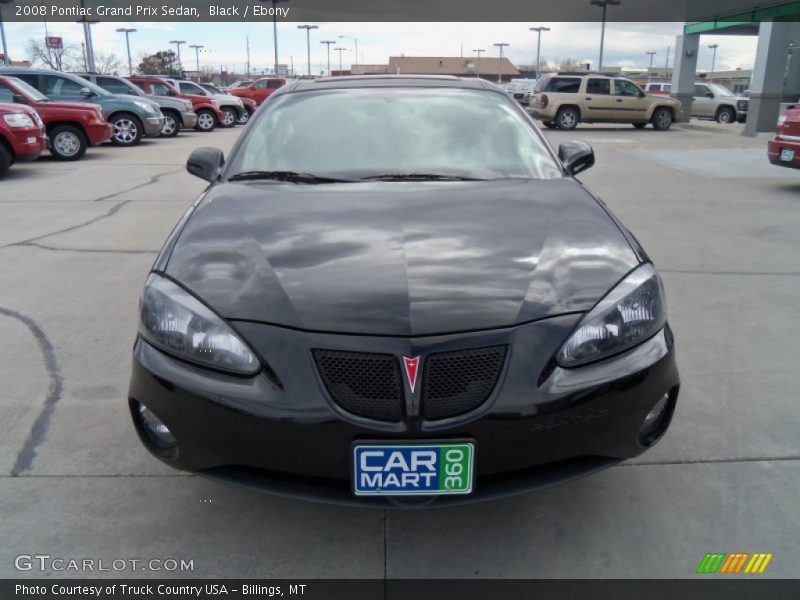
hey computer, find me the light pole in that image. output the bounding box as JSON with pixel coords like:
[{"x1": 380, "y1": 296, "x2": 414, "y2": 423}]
[
  {"x1": 493, "y1": 42, "x2": 509, "y2": 84},
  {"x1": 77, "y1": 0, "x2": 97, "y2": 73},
  {"x1": 646, "y1": 51, "x2": 656, "y2": 69},
  {"x1": 708, "y1": 43, "x2": 719, "y2": 76},
  {"x1": 590, "y1": 0, "x2": 620, "y2": 73},
  {"x1": 334, "y1": 47, "x2": 347, "y2": 75},
  {"x1": 472, "y1": 48, "x2": 485, "y2": 78},
  {"x1": 321, "y1": 40, "x2": 335, "y2": 76},
  {"x1": 529, "y1": 26, "x2": 550, "y2": 79},
  {"x1": 170, "y1": 40, "x2": 186, "y2": 72},
  {"x1": 297, "y1": 25, "x2": 318, "y2": 77},
  {"x1": 338, "y1": 35, "x2": 358, "y2": 65},
  {"x1": 189, "y1": 44, "x2": 204, "y2": 72},
  {"x1": 258, "y1": 0, "x2": 289, "y2": 81},
  {"x1": 116, "y1": 28, "x2": 136, "y2": 75},
  {"x1": 0, "y1": 0, "x2": 11, "y2": 67}
]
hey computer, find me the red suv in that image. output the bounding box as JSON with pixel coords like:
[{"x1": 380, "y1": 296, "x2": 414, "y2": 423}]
[
  {"x1": 128, "y1": 77, "x2": 224, "y2": 132},
  {"x1": 228, "y1": 77, "x2": 286, "y2": 106},
  {"x1": 0, "y1": 75, "x2": 112, "y2": 160},
  {"x1": 0, "y1": 102, "x2": 47, "y2": 178},
  {"x1": 768, "y1": 103, "x2": 800, "y2": 170}
]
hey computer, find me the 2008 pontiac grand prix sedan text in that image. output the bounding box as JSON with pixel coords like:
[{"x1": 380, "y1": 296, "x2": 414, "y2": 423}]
[{"x1": 128, "y1": 76, "x2": 679, "y2": 507}]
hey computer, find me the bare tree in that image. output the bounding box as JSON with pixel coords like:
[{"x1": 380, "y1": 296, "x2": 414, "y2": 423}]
[
  {"x1": 199, "y1": 65, "x2": 217, "y2": 82},
  {"x1": 93, "y1": 52, "x2": 123, "y2": 75},
  {"x1": 25, "y1": 37, "x2": 80, "y2": 72}
]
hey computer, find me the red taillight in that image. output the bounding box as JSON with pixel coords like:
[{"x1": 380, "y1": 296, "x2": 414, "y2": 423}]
[{"x1": 540, "y1": 94, "x2": 549, "y2": 108}]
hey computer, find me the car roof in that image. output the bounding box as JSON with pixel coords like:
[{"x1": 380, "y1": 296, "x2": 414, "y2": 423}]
[{"x1": 281, "y1": 75, "x2": 504, "y2": 96}]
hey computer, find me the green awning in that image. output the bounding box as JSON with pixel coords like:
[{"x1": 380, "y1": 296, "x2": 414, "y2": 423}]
[{"x1": 685, "y1": 1, "x2": 800, "y2": 35}]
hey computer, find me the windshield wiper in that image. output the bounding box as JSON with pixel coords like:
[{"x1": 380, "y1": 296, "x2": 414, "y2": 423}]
[
  {"x1": 228, "y1": 170, "x2": 353, "y2": 184},
  {"x1": 360, "y1": 173, "x2": 484, "y2": 181}
]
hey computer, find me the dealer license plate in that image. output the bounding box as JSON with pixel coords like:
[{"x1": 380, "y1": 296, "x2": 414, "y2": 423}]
[
  {"x1": 353, "y1": 442, "x2": 474, "y2": 496},
  {"x1": 781, "y1": 149, "x2": 795, "y2": 162}
]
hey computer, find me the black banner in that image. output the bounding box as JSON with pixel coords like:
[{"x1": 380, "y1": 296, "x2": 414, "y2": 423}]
[
  {"x1": 2, "y1": 0, "x2": 800, "y2": 22},
  {"x1": 3, "y1": 579, "x2": 800, "y2": 600}
]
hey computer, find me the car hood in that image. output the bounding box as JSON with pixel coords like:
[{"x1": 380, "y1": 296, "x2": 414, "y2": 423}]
[
  {"x1": 143, "y1": 93, "x2": 186, "y2": 110},
  {"x1": 37, "y1": 100, "x2": 99, "y2": 112},
  {"x1": 213, "y1": 93, "x2": 243, "y2": 105},
  {"x1": 165, "y1": 178, "x2": 639, "y2": 336}
]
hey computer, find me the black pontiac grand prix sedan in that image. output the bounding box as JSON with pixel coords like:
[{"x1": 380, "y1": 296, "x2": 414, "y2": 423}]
[{"x1": 128, "y1": 76, "x2": 679, "y2": 507}]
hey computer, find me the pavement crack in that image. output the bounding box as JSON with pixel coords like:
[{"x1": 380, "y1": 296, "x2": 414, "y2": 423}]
[
  {"x1": 618, "y1": 455, "x2": 800, "y2": 467},
  {"x1": 14, "y1": 241, "x2": 158, "y2": 255},
  {"x1": 0, "y1": 199, "x2": 133, "y2": 250},
  {"x1": 0, "y1": 307, "x2": 64, "y2": 477},
  {"x1": 93, "y1": 168, "x2": 183, "y2": 202}
]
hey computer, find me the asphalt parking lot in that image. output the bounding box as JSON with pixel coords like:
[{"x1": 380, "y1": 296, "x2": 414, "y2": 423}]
[{"x1": 1, "y1": 121, "x2": 799, "y2": 579}]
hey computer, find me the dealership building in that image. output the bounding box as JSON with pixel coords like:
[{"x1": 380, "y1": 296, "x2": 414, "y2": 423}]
[{"x1": 672, "y1": 1, "x2": 800, "y2": 134}]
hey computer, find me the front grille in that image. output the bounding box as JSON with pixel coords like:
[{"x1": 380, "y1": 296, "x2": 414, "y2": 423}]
[
  {"x1": 421, "y1": 345, "x2": 508, "y2": 420},
  {"x1": 313, "y1": 350, "x2": 404, "y2": 422}
]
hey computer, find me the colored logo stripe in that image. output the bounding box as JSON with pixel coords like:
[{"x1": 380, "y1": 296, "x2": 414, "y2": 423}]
[
  {"x1": 744, "y1": 553, "x2": 773, "y2": 574},
  {"x1": 697, "y1": 553, "x2": 726, "y2": 574},
  {"x1": 697, "y1": 553, "x2": 773, "y2": 574}
]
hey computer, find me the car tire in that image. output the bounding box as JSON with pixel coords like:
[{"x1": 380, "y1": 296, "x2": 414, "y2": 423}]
[
  {"x1": 651, "y1": 107, "x2": 673, "y2": 131},
  {"x1": 160, "y1": 111, "x2": 181, "y2": 137},
  {"x1": 110, "y1": 113, "x2": 143, "y2": 146},
  {"x1": 195, "y1": 109, "x2": 216, "y2": 132},
  {"x1": 716, "y1": 107, "x2": 736, "y2": 124},
  {"x1": 237, "y1": 109, "x2": 251, "y2": 125},
  {"x1": 220, "y1": 107, "x2": 237, "y2": 128},
  {"x1": 542, "y1": 121, "x2": 557, "y2": 129},
  {"x1": 0, "y1": 142, "x2": 12, "y2": 179},
  {"x1": 633, "y1": 122, "x2": 648, "y2": 129},
  {"x1": 49, "y1": 125, "x2": 88, "y2": 160},
  {"x1": 555, "y1": 107, "x2": 579, "y2": 130}
]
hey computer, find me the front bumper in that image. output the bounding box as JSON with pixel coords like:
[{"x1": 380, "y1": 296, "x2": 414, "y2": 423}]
[
  {"x1": 181, "y1": 110, "x2": 198, "y2": 128},
  {"x1": 128, "y1": 317, "x2": 679, "y2": 507},
  {"x1": 86, "y1": 122, "x2": 114, "y2": 146},
  {"x1": 142, "y1": 115, "x2": 165, "y2": 137},
  {"x1": 10, "y1": 129, "x2": 47, "y2": 161},
  {"x1": 768, "y1": 136, "x2": 800, "y2": 169}
]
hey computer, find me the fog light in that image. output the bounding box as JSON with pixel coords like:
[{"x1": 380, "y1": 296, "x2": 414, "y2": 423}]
[
  {"x1": 136, "y1": 402, "x2": 176, "y2": 449},
  {"x1": 638, "y1": 393, "x2": 672, "y2": 445}
]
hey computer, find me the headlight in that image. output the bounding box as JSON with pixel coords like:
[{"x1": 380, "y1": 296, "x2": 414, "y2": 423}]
[
  {"x1": 139, "y1": 274, "x2": 260, "y2": 375},
  {"x1": 558, "y1": 263, "x2": 667, "y2": 367},
  {"x1": 3, "y1": 113, "x2": 35, "y2": 128},
  {"x1": 134, "y1": 101, "x2": 156, "y2": 113},
  {"x1": 737, "y1": 100, "x2": 748, "y2": 111}
]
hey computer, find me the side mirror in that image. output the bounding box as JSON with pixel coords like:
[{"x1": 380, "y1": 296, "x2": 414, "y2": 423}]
[
  {"x1": 706, "y1": 92, "x2": 714, "y2": 98},
  {"x1": 13, "y1": 94, "x2": 28, "y2": 105},
  {"x1": 80, "y1": 87, "x2": 94, "y2": 97},
  {"x1": 558, "y1": 141, "x2": 595, "y2": 176},
  {"x1": 186, "y1": 147, "x2": 225, "y2": 182}
]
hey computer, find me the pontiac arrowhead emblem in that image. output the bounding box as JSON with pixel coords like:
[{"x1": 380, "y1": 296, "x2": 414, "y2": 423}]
[{"x1": 403, "y1": 356, "x2": 420, "y2": 394}]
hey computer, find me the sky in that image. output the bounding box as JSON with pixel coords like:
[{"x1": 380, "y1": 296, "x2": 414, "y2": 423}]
[{"x1": 2, "y1": 21, "x2": 758, "y2": 76}]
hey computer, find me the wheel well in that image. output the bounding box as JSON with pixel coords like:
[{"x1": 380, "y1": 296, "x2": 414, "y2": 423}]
[
  {"x1": 653, "y1": 105, "x2": 675, "y2": 119},
  {"x1": 715, "y1": 104, "x2": 736, "y2": 116},
  {"x1": 556, "y1": 104, "x2": 581, "y2": 119},
  {"x1": 0, "y1": 135, "x2": 14, "y2": 161},
  {"x1": 46, "y1": 121, "x2": 87, "y2": 137},
  {"x1": 108, "y1": 111, "x2": 142, "y2": 126}
]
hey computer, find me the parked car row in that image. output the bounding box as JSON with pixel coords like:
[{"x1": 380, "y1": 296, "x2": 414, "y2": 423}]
[{"x1": 0, "y1": 68, "x2": 286, "y2": 178}]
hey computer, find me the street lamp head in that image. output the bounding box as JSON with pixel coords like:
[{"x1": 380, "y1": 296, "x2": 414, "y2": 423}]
[
  {"x1": 708, "y1": 43, "x2": 719, "y2": 49},
  {"x1": 170, "y1": 40, "x2": 186, "y2": 44},
  {"x1": 116, "y1": 28, "x2": 137, "y2": 33},
  {"x1": 530, "y1": 26, "x2": 550, "y2": 32},
  {"x1": 590, "y1": 0, "x2": 621, "y2": 6},
  {"x1": 298, "y1": 25, "x2": 318, "y2": 30}
]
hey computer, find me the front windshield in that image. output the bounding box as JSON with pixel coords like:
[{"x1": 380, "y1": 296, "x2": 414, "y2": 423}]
[
  {"x1": 228, "y1": 88, "x2": 562, "y2": 181},
  {"x1": 10, "y1": 77, "x2": 48, "y2": 101},
  {"x1": 709, "y1": 84, "x2": 735, "y2": 97},
  {"x1": 204, "y1": 84, "x2": 222, "y2": 94}
]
